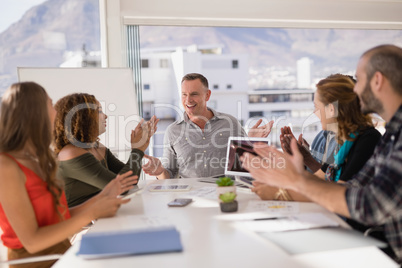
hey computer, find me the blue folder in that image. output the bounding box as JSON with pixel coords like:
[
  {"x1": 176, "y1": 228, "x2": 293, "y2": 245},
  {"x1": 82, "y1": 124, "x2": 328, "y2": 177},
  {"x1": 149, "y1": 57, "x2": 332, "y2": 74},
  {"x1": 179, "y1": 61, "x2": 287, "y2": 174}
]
[{"x1": 77, "y1": 227, "x2": 183, "y2": 259}]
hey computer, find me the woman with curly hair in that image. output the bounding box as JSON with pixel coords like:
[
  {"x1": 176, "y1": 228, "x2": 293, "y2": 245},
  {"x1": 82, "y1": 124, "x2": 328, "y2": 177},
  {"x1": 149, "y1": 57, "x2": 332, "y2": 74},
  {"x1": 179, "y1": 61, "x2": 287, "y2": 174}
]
[
  {"x1": 0, "y1": 82, "x2": 136, "y2": 267},
  {"x1": 54, "y1": 93, "x2": 159, "y2": 207},
  {"x1": 252, "y1": 74, "x2": 381, "y2": 201}
]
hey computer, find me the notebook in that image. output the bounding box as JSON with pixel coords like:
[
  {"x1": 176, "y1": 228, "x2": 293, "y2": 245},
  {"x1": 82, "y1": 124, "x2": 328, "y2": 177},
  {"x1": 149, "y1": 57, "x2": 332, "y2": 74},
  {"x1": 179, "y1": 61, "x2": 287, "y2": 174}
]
[{"x1": 77, "y1": 227, "x2": 183, "y2": 259}]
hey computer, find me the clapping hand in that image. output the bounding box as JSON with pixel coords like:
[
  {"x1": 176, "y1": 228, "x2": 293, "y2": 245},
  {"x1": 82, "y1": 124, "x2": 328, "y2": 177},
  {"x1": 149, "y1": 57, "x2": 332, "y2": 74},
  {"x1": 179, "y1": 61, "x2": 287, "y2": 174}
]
[
  {"x1": 280, "y1": 126, "x2": 310, "y2": 157},
  {"x1": 248, "y1": 119, "x2": 274, "y2": 138},
  {"x1": 240, "y1": 140, "x2": 305, "y2": 191},
  {"x1": 280, "y1": 126, "x2": 322, "y2": 172},
  {"x1": 142, "y1": 154, "x2": 165, "y2": 176},
  {"x1": 147, "y1": 115, "x2": 160, "y2": 137},
  {"x1": 131, "y1": 116, "x2": 160, "y2": 152}
]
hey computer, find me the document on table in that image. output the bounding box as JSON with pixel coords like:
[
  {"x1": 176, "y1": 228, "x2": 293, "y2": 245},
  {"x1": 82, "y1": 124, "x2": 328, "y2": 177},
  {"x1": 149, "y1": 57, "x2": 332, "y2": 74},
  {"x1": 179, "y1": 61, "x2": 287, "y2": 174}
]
[
  {"x1": 233, "y1": 213, "x2": 339, "y2": 232},
  {"x1": 77, "y1": 227, "x2": 183, "y2": 259},
  {"x1": 259, "y1": 227, "x2": 387, "y2": 255},
  {"x1": 245, "y1": 200, "x2": 299, "y2": 214},
  {"x1": 184, "y1": 186, "x2": 217, "y2": 199}
]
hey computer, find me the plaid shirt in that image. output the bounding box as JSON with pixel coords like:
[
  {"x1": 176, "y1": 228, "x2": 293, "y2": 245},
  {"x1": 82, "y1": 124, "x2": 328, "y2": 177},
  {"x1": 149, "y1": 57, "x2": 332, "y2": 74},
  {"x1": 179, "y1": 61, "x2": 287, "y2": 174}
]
[{"x1": 346, "y1": 105, "x2": 402, "y2": 263}]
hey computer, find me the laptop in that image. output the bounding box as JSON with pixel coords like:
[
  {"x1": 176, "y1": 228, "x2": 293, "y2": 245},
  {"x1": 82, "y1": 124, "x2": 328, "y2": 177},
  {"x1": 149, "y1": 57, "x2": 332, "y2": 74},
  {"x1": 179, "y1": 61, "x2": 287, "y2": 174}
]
[{"x1": 197, "y1": 137, "x2": 270, "y2": 187}]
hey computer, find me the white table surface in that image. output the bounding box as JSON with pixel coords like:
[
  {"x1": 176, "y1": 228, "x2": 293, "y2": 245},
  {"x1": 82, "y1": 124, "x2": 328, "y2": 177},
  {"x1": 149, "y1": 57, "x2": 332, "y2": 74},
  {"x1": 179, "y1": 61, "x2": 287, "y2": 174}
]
[{"x1": 53, "y1": 178, "x2": 398, "y2": 268}]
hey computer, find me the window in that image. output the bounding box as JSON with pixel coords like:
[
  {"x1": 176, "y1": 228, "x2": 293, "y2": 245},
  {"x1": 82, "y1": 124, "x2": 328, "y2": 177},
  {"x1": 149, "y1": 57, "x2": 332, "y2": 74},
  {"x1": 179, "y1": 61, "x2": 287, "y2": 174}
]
[
  {"x1": 141, "y1": 59, "x2": 149, "y2": 68},
  {"x1": 160, "y1": 59, "x2": 169, "y2": 68},
  {"x1": 143, "y1": 84, "x2": 150, "y2": 90},
  {"x1": 0, "y1": 2, "x2": 102, "y2": 95},
  {"x1": 249, "y1": 111, "x2": 263, "y2": 117},
  {"x1": 130, "y1": 25, "x2": 402, "y2": 157},
  {"x1": 232, "y1": 60, "x2": 239, "y2": 69}
]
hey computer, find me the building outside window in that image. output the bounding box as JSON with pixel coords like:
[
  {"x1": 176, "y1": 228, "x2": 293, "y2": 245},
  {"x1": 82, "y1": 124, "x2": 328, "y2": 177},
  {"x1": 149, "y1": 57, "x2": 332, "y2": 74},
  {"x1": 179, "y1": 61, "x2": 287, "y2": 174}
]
[
  {"x1": 141, "y1": 59, "x2": 149, "y2": 68},
  {"x1": 160, "y1": 59, "x2": 169, "y2": 68},
  {"x1": 232, "y1": 60, "x2": 239, "y2": 69}
]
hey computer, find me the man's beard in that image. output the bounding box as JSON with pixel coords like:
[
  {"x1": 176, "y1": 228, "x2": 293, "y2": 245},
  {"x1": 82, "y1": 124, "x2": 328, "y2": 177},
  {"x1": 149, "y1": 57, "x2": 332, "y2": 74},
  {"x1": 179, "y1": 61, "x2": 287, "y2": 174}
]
[{"x1": 359, "y1": 81, "x2": 383, "y2": 115}]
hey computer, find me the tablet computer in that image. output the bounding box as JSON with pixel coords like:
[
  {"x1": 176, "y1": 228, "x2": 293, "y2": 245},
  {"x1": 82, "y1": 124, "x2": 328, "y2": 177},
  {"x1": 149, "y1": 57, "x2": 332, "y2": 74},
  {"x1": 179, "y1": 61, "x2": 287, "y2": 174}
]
[
  {"x1": 148, "y1": 185, "x2": 192, "y2": 192},
  {"x1": 120, "y1": 187, "x2": 143, "y2": 200},
  {"x1": 224, "y1": 137, "x2": 270, "y2": 178}
]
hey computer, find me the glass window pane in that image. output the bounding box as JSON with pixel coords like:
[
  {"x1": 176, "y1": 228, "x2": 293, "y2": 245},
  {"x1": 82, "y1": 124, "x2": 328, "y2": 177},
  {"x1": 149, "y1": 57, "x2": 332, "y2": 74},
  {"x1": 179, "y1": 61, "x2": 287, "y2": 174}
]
[
  {"x1": 0, "y1": 1, "x2": 101, "y2": 94},
  {"x1": 135, "y1": 26, "x2": 397, "y2": 152}
]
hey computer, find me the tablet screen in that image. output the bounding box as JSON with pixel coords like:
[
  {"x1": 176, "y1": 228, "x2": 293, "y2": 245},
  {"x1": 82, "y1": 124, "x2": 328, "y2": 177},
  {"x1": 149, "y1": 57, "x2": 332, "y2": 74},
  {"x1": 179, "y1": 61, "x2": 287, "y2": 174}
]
[{"x1": 224, "y1": 137, "x2": 270, "y2": 177}]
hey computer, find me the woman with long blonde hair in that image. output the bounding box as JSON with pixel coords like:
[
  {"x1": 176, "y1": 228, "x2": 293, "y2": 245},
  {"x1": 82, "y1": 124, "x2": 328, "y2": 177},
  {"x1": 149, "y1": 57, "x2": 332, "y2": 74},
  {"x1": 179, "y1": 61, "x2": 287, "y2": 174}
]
[{"x1": 0, "y1": 82, "x2": 136, "y2": 267}]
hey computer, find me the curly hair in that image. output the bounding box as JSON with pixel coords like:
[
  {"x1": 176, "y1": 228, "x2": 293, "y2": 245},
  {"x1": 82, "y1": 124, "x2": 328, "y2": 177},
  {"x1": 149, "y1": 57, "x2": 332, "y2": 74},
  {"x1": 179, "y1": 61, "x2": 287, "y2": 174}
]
[
  {"x1": 316, "y1": 74, "x2": 374, "y2": 144},
  {"x1": 0, "y1": 82, "x2": 65, "y2": 217},
  {"x1": 54, "y1": 93, "x2": 99, "y2": 153}
]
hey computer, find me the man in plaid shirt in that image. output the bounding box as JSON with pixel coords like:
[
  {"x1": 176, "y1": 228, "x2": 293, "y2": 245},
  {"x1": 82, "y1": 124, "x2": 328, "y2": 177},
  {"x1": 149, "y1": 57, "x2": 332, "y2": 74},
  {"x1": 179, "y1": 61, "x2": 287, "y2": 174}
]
[{"x1": 241, "y1": 44, "x2": 402, "y2": 264}]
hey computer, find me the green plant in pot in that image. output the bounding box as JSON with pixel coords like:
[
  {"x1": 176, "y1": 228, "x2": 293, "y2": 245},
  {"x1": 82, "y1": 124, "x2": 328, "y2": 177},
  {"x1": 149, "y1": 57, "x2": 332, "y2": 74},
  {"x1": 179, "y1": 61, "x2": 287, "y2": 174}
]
[
  {"x1": 216, "y1": 176, "x2": 236, "y2": 197},
  {"x1": 216, "y1": 176, "x2": 234, "y2": 186},
  {"x1": 219, "y1": 192, "x2": 238, "y2": 212}
]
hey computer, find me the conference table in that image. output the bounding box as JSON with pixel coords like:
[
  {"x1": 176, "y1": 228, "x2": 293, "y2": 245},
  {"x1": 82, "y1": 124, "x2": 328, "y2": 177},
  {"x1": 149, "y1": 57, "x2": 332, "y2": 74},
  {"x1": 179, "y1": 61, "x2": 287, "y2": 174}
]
[{"x1": 53, "y1": 178, "x2": 398, "y2": 268}]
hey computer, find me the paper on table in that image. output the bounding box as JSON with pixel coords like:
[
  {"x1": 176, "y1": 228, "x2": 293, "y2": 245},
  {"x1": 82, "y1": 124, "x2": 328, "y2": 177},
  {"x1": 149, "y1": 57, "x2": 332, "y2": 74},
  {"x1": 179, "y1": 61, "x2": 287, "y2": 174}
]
[
  {"x1": 245, "y1": 200, "x2": 299, "y2": 214},
  {"x1": 184, "y1": 186, "x2": 217, "y2": 199},
  {"x1": 233, "y1": 213, "x2": 339, "y2": 232}
]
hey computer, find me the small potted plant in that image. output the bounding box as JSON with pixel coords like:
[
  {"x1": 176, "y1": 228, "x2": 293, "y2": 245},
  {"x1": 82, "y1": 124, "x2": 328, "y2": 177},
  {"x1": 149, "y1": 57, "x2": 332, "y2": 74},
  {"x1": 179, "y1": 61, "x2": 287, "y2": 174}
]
[
  {"x1": 216, "y1": 176, "x2": 236, "y2": 196},
  {"x1": 219, "y1": 192, "x2": 238, "y2": 212}
]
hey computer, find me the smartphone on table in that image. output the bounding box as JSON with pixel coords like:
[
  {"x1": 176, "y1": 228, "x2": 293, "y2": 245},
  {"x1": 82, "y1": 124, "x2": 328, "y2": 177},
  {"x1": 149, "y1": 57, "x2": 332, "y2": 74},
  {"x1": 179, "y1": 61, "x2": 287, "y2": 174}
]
[{"x1": 167, "y1": 198, "x2": 193, "y2": 207}]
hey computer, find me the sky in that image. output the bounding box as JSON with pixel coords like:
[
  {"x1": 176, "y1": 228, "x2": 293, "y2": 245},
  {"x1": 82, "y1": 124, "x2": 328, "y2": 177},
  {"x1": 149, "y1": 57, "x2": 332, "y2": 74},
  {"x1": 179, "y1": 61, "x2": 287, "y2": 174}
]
[{"x1": 0, "y1": 0, "x2": 47, "y2": 33}]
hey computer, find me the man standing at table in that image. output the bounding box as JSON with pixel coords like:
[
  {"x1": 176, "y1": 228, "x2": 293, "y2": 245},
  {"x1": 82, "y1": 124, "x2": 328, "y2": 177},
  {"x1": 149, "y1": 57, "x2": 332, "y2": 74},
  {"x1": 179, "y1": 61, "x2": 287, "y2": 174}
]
[
  {"x1": 241, "y1": 44, "x2": 402, "y2": 264},
  {"x1": 143, "y1": 73, "x2": 273, "y2": 179}
]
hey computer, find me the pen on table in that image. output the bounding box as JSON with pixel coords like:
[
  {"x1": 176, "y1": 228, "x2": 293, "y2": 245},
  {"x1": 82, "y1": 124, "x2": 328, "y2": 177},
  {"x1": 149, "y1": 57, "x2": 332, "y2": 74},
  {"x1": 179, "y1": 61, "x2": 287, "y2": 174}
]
[{"x1": 253, "y1": 217, "x2": 279, "y2": 221}]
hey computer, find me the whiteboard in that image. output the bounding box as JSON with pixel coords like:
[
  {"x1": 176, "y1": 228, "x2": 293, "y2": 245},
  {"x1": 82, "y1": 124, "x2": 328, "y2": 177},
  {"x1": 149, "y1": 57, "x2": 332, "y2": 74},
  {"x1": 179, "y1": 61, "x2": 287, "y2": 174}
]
[{"x1": 18, "y1": 67, "x2": 140, "y2": 161}]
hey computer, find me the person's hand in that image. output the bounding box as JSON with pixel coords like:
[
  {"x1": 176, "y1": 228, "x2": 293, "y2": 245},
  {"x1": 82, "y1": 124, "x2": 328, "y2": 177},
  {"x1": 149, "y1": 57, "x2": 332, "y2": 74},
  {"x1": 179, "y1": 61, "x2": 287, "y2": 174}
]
[
  {"x1": 147, "y1": 115, "x2": 160, "y2": 138},
  {"x1": 142, "y1": 154, "x2": 165, "y2": 176},
  {"x1": 248, "y1": 119, "x2": 274, "y2": 138},
  {"x1": 131, "y1": 119, "x2": 150, "y2": 152},
  {"x1": 298, "y1": 134, "x2": 310, "y2": 152},
  {"x1": 90, "y1": 171, "x2": 137, "y2": 219},
  {"x1": 90, "y1": 195, "x2": 130, "y2": 219},
  {"x1": 99, "y1": 171, "x2": 138, "y2": 198},
  {"x1": 279, "y1": 126, "x2": 297, "y2": 154},
  {"x1": 251, "y1": 181, "x2": 278, "y2": 200},
  {"x1": 240, "y1": 140, "x2": 304, "y2": 191},
  {"x1": 280, "y1": 127, "x2": 313, "y2": 163}
]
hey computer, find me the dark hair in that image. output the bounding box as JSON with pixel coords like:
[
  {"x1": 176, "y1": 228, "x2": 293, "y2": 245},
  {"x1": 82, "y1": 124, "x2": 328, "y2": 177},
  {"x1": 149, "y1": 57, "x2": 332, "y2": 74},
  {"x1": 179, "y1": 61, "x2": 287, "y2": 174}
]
[
  {"x1": 54, "y1": 93, "x2": 99, "y2": 153},
  {"x1": 363, "y1": 44, "x2": 402, "y2": 95},
  {"x1": 0, "y1": 82, "x2": 64, "y2": 216},
  {"x1": 181, "y1": 73, "x2": 209, "y2": 89},
  {"x1": 316, "y1": 74, "x2": 373, "y2": 144}
]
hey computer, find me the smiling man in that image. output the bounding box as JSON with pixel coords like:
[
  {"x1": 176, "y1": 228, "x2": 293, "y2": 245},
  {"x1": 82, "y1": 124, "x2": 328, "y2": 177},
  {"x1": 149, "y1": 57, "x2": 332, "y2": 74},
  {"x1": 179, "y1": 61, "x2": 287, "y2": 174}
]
[{"x1": 143, "y1": 73, "x2": 273, "y2": 179}]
